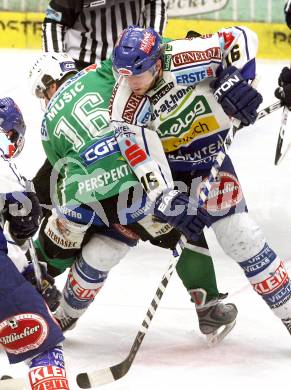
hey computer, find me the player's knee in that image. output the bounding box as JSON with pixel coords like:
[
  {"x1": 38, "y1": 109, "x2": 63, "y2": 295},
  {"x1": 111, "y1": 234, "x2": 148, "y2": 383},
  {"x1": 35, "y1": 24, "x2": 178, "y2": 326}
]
[
  {"x1": 81, "y1": 234, "x2": 130, "y2": 272},
  {"x1": 212, "y1": 213, "x2": 265, "y2": 261}
]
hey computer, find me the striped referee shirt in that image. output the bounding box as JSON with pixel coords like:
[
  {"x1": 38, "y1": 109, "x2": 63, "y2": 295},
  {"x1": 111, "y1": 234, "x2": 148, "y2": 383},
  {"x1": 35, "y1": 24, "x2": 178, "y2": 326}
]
[{"x1": 42, "y1": 0, "x2": 167, "y2": 65}]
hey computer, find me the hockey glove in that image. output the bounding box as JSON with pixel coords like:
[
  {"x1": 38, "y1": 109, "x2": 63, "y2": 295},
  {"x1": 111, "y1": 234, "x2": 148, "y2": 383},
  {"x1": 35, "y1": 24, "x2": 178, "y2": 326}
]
[
  {"x1": 274, "y1": 67, "x2": 291, "y2": 110},
  {"x1": 22, "y1": 262, "x2": 62, "y2": 312},
  {"x1": 285, "y1": 1, "x2": 291, "y2": 28},
  {"x1": 211, "y1": 66, "x2": 262, "y2": 126},
  {"x1": 130, "y1": 215, "x2": 181, "y2": 250},
  {"x1": 5, "y1": 184, "x2": 43, "y2": 242},
  {"x1": 153, "y1": 189, "x2": 211, "y2": 242}
]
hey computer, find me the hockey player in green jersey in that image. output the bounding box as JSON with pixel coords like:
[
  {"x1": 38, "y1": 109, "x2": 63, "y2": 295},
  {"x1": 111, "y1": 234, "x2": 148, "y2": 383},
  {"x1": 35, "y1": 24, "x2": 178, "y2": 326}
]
[{"x1": 29, "y1": 52, "x2": 237, "y2": 344}]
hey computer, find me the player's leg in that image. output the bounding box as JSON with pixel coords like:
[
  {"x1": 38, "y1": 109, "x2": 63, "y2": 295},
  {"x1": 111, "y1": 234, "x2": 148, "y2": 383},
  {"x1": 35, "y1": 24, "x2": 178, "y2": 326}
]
[
  {"x1": 206, "y1": 156, "x2": 291, "y2": 332},
  {"x1": 131, "y1": 214, "x2": 237, "y2": 343},
  {"x1": 54, "y1": 230, "x2": 137, "y2": 331},
  {"x1": 0, "y1": 251, "x2": 70, "y2": 389},
  {"x1": 33, "y1": 211, "x2": 137, "y2": 331},
  {"x1": 212, "y1": 212, "x2": 291, "y2": 332}
]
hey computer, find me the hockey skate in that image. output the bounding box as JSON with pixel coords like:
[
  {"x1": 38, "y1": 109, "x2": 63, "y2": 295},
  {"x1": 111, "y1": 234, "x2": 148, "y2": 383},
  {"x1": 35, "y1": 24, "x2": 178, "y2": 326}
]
[
  {"x1": 54, "y1": 305, "x2": 78, "y2": 332},
  {"x1": 189, "y1": 288, "x2": 238, "y2": 347}
]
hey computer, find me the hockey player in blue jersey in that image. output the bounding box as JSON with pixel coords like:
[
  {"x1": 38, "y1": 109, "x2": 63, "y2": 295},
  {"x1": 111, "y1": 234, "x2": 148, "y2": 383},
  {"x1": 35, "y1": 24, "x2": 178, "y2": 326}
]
[
  {"x1": 0, "y1": 98, "x2": 70, "y2": 389},
  {"x1": 110, "y1": 25, "x2": 291, "y2": 335}
]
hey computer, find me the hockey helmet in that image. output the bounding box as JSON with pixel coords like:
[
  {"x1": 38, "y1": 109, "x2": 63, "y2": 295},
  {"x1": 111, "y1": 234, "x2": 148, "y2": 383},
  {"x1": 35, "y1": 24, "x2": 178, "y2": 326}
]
[
  {"x1": 0, "y1": 97, "x2": 26, "y2": 158},
  {"x1": 112, "y1": 26, "x2": 162, "y2": 76},
  {"x1": 29, "y1": 52, "x2": 77, "y2": 98}
]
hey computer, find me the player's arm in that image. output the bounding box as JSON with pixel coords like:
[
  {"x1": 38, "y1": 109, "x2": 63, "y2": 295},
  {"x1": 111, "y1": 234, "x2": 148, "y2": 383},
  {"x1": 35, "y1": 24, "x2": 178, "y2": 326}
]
[
  {"x1": 218, "y1": 26, "x2": 258, "y2": 80},
  {"x1": 112, "y1": 118, "x2": 211, "y2": 242},
  {"x1": 42, "y1": 0, "x2": 81, "y2": 52},
  {"x1": 110, "y1": 83, "x2": 174, "y2": 202},
  {"x1": 110, "y1": 85, "x2": 210, "y2": 243},
  {"x1": 211, "y1": 26, "x2": 263, "y2": 125},
  {"x1": 144, "y1": 0, "x2": 167, "y2": 35}
]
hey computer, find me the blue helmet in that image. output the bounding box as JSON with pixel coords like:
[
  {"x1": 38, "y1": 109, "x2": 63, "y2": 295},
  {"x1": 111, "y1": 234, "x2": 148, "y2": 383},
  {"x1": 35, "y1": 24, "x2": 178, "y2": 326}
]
[
  {"x1": 0, "y1": 97, "x2": 26, "y2": 158},
  {"x1": 112, "y1": 26, "x2": 162, "y2": 76}
]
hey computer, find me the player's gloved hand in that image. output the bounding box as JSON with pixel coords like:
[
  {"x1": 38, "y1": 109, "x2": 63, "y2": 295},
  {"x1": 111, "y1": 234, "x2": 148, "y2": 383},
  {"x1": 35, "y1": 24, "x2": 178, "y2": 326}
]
[
  {"x1": 153, "y1": 189, "x2": 211, "y2": 242},
  {"x1": 5, "y1": 184, "x2": 43, "y2": 242},
  {"x1": 285, "y1": 2, "x2": 291, "y2": 28},
  {"x1": 274, "y1": 67, "x2": 291, "y2": 110},
  {"x1": 22, "y1": 262, "x2": 62, "y2": 312},
  {"x1": 211, "y1": 65, "x2": 262, "y2": 126},
  {"x1": 131, "y1": 215, "x2": 181, "y2": 250},
  {"x1": 146, "y1": 220, "x2": 181, "y2": 250}
]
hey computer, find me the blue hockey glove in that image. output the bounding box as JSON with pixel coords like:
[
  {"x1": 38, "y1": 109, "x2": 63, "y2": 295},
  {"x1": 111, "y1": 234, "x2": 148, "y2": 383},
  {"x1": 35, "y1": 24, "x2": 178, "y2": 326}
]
[
  {"x1": 5, "y1": 184, "x2": 43, "y2": 241},
  {"x1": 22, "y1": 262, "x2": 61, "y2": 312},
  {"x1": 275, "y1": 67, "x2": 291, "y2": 109},
  {"x1": 153, "y1": 189, "x2": 211, "y2": 242},
  {"x1": 211, "y1": 66, "x2": 262, "y2": 126}
]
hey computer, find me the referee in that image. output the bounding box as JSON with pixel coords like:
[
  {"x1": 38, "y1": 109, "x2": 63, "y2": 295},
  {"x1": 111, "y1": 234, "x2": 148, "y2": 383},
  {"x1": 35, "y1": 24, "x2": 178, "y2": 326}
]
[{"x1": 42, "y1": 0, "x2": 167, "y2": 70}]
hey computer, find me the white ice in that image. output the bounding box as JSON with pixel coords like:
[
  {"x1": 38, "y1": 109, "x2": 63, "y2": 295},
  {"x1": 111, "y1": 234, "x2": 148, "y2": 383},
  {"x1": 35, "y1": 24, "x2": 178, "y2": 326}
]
[{"x1": 0, "y1": 50, "x2": 291, "y2": 390}]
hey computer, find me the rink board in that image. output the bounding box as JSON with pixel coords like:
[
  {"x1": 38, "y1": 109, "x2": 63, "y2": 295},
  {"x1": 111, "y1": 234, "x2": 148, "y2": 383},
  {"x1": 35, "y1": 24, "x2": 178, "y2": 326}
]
[{"x1": 0, "y1": 12, "x2": 290, "y2": 59}]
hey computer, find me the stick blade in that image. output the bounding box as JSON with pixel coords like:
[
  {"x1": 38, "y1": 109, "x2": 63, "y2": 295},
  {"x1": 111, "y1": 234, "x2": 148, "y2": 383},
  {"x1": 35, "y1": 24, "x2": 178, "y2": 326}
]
[
  {"x1": 77, "y1": 368, "x2": 115, "y2": 388},
  {"x1": 274, "y1": 148, "x2": 282, "y2": 165},
  {"x1": 274, "y1": 132, "x2": 284, "y2": 165},
  {"x1": 275, "y1": 143, "x2": 291, "y2": 165}
]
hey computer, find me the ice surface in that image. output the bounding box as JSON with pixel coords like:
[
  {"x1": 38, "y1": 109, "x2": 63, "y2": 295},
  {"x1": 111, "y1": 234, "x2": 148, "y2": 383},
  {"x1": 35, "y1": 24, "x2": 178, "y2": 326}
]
[{"x1": 0, "y1": 50, "x2": 291, "y2": 390}]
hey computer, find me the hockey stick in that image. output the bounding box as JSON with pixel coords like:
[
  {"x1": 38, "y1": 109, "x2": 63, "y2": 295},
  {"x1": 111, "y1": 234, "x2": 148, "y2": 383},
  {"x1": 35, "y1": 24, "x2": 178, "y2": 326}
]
[
  {"x1": 274, "y1": 105, "x2": 290, "y2": 165},
  {"x1": 76, "y1": 235, "x2": 186, "y2": 388},
  {"x1": 75, "y1": 100, "x2": 282, "y2": 388},
  {"x1": 8, "y1": 166, "x2": 44, "y2": 291},
  {"x1": 22, "y1": 178, "x2": 43, "y2": 292},
  {"x1": 238, "y1": 100, "x2": 282, "y2": 131},
  {"x1": 27, "y1": 237, "x2": 43, "y2": 292}
]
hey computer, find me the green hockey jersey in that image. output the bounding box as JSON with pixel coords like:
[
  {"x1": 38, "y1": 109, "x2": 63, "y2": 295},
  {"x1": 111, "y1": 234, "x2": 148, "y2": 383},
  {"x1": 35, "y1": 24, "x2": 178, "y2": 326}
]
[{"x1": 41, "y1": 60, "x2": 140, "y2": 210}]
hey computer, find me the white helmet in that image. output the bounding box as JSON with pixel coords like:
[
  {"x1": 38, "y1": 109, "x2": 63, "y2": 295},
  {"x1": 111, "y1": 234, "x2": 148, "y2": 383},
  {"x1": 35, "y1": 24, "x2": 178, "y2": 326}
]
[{"x1": 29, "y1": 52, "x2": 77, "y2": 98}]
